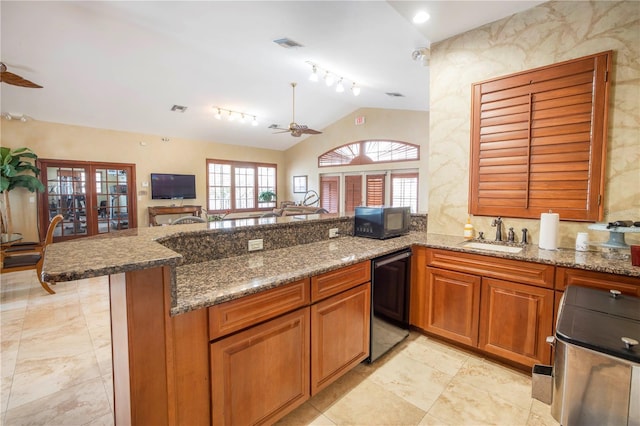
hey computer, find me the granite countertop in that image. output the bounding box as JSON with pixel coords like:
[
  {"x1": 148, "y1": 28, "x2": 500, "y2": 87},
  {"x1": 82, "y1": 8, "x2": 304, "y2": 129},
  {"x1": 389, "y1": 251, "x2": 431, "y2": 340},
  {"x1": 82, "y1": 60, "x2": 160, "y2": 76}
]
[{"x1": 42, "y1": 225, "x2": 640, "y2": 317}]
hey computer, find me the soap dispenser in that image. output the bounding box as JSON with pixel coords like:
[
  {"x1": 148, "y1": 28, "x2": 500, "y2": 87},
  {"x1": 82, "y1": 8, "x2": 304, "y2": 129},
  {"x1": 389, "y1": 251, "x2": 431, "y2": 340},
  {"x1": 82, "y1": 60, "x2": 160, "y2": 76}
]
[{"x1": 464, "y1": 216, "x2": 474, "y2": 240}]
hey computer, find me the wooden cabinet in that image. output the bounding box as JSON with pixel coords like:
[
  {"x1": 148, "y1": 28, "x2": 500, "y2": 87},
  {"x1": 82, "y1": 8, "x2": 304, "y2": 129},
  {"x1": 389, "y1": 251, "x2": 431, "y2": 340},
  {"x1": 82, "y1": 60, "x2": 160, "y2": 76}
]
[
  {"x1": 210, "y1": 308, "x2": 310, "y2": 425},
  {"x1": 410, "y1": 245, "x2": 428, "y2": 329},
  {"x1": 210, "y1": 261, "x2": 371, "y2": 424},
  {"x1": 412, "y1": 248, "x2": 555, "y2": 368},
  {"x1": 479, "y1": 277, "x2": 553, "y2": 366},
  {"x1": 208, "y1": 279, "x2": 309, "y2": 340},
  {"x1": 424, "y1": 267, "x2": 480, "y2": 347},
  {"x1": 555, "y1": 267, "x2": 640, "y2": 296},
  {"x1": 311, "y1": 283, "x2": 371, "y2": 395}
]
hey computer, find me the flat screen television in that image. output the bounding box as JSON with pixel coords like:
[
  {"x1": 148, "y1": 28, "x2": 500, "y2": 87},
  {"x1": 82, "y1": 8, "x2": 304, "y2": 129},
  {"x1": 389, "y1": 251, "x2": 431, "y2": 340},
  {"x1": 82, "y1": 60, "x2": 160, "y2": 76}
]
[{"x1": 150, "y1": 173, "x2": 196, "y2": 200}]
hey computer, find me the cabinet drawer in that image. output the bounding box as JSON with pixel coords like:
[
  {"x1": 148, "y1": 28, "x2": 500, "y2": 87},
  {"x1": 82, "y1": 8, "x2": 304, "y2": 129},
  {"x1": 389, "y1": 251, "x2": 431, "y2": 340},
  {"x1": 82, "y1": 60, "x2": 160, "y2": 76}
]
[
  {"x1": 555, "y1": 267, "x2": 640, "y2": 295},
  {"x1": 208, "y1": 279, "x2": 310, "y2": 340},
  {"x1": 426, "y1": 248, "x2": 554, "y2": 289},
  {"x1": 311, "y1": 261, "x2": 371, "y2": 302}
]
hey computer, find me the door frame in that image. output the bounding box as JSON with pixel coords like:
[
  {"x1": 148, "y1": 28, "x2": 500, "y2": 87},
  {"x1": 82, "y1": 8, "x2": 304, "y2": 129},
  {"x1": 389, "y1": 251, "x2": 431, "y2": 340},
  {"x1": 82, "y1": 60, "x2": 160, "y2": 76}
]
[{"x1": 37, "y1": 159, "x2": 137, "y2": 241}]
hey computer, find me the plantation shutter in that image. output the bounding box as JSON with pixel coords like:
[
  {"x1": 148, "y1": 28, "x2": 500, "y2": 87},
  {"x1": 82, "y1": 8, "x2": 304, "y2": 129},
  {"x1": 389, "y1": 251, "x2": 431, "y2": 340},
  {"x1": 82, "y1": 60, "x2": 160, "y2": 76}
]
[
  {"x1": 344, "y1": 175, "x2": 362, "y2": 213},
  {"x1": 366, "y1": 174, "x2": 385, "y2": 206},
  {"x1": 320, "y1": 176, "x2": 339, "y2": 213},
  {"x1": 469, "y1": 51, "x2": 611, "y2": 221}
]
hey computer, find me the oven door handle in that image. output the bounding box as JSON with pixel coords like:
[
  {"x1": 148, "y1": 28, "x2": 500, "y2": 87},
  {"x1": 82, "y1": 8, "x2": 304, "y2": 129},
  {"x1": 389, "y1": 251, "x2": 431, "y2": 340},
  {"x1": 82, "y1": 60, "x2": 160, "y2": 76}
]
[{"x1": 374, "y1": 251, "x2": 411, "y2": 268}]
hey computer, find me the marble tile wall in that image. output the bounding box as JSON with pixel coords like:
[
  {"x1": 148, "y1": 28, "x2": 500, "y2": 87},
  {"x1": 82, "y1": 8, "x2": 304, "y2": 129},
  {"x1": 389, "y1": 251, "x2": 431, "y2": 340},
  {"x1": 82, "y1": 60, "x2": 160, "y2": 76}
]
[{"x1": 428, "y1": 1, "x2": 640, "y2": 248}]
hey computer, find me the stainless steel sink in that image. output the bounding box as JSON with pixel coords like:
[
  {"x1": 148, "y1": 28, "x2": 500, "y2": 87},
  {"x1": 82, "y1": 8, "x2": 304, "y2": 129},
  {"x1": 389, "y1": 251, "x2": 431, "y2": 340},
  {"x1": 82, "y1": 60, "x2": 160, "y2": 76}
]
[{"x1": 462, "y1": 241, "x2": 523, "y2": 254}]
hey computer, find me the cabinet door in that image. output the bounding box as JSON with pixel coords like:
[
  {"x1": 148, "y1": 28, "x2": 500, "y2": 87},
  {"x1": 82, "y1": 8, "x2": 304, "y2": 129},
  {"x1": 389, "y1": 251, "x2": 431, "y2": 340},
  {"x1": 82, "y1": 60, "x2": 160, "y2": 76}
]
[
  {"x1": 424, "y1": 267, "x2": 481, "y2": 347},
  {"x1": 479, "y1": 278, "x2": 553, "y2": 367},
  {"x1": 210, "y1": 308, "x2": 310, "y2": 425},
  {"x1": 311, "y1": 283, "x2": 371, "y2": 395}
]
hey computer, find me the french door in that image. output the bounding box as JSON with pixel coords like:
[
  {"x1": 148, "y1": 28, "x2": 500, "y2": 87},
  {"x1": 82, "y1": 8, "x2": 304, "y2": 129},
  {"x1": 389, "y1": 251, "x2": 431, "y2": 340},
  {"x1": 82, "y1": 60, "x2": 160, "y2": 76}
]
[{"x1": 37, "y1": 159, "x2": 137, "y2": 242}]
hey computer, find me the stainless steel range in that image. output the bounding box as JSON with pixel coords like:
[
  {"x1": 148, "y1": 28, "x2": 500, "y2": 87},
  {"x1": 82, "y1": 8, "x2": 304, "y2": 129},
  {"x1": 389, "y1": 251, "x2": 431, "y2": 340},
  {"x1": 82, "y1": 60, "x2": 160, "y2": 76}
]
[{"x1": 550, "y1": 285, "x2": 640, "y2": 426}]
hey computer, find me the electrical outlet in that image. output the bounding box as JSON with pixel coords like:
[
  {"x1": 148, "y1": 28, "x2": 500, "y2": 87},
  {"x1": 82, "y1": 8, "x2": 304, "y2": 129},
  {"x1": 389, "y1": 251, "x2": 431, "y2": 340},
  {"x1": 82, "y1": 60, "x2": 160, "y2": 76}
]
[
  {"x1": 248, "y1": 239, "x2": 264, "y2": 251},
  {"x1": 329, "y1": 228, "x2": 339, "y2": 238}
]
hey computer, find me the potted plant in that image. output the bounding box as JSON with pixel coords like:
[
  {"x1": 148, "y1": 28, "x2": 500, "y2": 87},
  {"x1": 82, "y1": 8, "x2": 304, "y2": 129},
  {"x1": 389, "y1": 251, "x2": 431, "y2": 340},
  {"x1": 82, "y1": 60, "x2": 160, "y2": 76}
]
[
  {"x1": 0, "y1": 147, "x2": 46, "y2": 234},
  {"x1": 258, "y1": 190, "x2": 276, "y2": 203}
]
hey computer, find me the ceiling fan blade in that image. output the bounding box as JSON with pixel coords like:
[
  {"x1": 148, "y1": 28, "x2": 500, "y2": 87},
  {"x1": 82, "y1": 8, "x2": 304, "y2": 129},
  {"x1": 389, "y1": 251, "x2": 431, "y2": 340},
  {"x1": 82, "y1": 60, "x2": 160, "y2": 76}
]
[
  {"x1": 299, "y1": 128, "x2": 322, "y2": 135},
  {"x1": 0, "y1": 70, "x2": 43, "y2": 88},
  {"x1": 272, "y1": 129, "x2": 290, "y2": 134}
]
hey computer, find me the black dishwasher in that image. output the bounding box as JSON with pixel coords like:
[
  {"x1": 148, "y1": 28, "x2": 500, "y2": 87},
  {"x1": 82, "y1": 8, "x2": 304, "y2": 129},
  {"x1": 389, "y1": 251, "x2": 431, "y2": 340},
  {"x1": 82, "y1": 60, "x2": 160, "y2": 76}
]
[{"x1": 368, "y1": 248, "x2": 412, "y2": 362}]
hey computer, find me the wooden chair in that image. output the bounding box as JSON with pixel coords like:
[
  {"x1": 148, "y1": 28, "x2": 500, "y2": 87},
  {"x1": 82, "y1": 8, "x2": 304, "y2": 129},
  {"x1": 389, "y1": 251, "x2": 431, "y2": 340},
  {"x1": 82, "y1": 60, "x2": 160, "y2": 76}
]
[
  {"x1": 171, "y1": 215, "x2": 207, "y2": 224},
  {"x1": 1, "y1": 214, "x2": 64, "y2": 294}
]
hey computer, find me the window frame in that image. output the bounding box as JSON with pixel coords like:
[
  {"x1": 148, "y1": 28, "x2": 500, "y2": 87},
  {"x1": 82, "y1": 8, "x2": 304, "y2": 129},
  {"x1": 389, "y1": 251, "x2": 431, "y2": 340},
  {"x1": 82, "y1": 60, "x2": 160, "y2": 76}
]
[
  {"x1": 318, "y1": 140, "x2": 420, "y2": 167},
  {"x1": 206, "y1": 159, "x2": 277, "y2": 213}
]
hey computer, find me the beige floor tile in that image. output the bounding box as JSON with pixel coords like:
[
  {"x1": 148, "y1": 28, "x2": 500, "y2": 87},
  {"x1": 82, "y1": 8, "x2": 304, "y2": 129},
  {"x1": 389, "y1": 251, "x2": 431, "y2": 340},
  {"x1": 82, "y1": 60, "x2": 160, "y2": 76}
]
[
  {"x1": 428, "y1": 380, "x2": 530, "y2": 426},
  {"x1": 276, "y1": 401, "x2": 337, "y2": 426},
  {"x1": 323, "y1": 379, "x2": 426, "y2": 425},
  {"x1": 453, "y1": 356, "x2": 533, "y2": 410},
  {"x1": 9, "y1": 349, "x2": 102, "y2": 409},
  {"x1": 401, "y1": 335, "x2": 475, "y2": 376},
  {"x1": 368, "y1": 351, "x2": 452, "y2": 412},
  {"x1": 4, "y1": 376, "x2": 112, "y2": 425},
  {"x1": 18, "y1": 320, "x2": 95, "y2": 361},
  {"x1": 308, "y1": 365, "x2": 370, "y2": 412},
  {"x1": 527, "y1": 399, "x2": 559, "y2": 426},
  {"x1": 418, "y1": 412, "x2": 449, "y2": 425}
]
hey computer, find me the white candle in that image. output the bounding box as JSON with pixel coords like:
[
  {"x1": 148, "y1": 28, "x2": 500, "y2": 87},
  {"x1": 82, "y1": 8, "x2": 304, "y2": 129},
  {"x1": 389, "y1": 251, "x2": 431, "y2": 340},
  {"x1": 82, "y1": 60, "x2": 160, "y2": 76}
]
[{"x1": 539, "y1": 212, "x2": 559, "y2": 250}]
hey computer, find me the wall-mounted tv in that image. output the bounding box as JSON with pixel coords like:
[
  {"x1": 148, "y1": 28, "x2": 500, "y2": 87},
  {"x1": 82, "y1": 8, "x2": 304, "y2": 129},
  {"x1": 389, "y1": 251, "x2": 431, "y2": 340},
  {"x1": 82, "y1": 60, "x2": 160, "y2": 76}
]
[{"x1": 150, "y1": 173, "x2": 196, "y2": 200}]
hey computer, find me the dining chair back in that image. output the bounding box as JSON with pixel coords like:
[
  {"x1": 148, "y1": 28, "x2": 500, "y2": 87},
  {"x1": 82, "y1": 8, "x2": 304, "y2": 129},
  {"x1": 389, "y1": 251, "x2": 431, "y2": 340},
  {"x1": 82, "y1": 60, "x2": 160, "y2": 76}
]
[{"x1": 1, "y1": 214, "x2": 64, "y2": 294}]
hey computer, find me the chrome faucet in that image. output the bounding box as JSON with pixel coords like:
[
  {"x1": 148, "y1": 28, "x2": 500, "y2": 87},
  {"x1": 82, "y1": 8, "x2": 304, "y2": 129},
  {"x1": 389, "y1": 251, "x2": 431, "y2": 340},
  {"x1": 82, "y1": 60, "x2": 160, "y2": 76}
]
[{"x1": 491, "y1": 217, "x2": 503, "y2": 241}]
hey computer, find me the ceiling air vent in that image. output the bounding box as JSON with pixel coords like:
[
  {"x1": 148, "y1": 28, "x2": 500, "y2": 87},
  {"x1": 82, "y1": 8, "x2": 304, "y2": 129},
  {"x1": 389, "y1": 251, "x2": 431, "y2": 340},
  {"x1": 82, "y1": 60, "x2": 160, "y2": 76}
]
[
  {"x1": 385, "y1": 92, "x2": 405, "y2": 98},
  {"x1": 273, "y1": 38, "x2": 304, "y2": 49},
  {"x1": 268, "y1": 124, "x2": 280, "y2": 129},
  {"x1": 171, "y1": 105, "x2": 188, "y2": 113}
]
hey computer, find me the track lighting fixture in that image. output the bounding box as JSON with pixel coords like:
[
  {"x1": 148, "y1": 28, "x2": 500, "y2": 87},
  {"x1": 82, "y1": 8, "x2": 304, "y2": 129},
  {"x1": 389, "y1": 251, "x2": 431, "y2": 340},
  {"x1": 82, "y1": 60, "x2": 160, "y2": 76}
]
[
  {"x1": 309, "y1": 65, "x2": 319, "y2": 82},
  {"x1": 306, "y1": 61, "x2": 362, "y2": 97},
  {"x1": 324, "y1": 71, "x2": 334, "y2": 87},
  {"x1": 212, "y1": 106, "x2": 258, "y2": 127}
]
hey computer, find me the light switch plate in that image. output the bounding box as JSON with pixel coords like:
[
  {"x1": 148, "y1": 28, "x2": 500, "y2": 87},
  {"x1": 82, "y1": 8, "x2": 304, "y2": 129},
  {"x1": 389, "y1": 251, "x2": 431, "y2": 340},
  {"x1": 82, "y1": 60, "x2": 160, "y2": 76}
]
[
  {"x1": 329, "y1": 228, "x2": 339, "y2": 238},
  {"x1": 248, "y1": 239, "x2": 264, "y2": 251}
]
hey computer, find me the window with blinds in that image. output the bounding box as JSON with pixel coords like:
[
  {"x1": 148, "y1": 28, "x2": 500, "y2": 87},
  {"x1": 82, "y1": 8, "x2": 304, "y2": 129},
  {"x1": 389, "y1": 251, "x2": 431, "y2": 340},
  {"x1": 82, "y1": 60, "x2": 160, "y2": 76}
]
[
  {"x1": 469, "y1": 51, "x2": 611, "y2": 221},
  {"x1": 366, "y1": 174, "x2": 385, "y2": 206},
  {"x1": 320, "y1": 176, "x2": 339, "y2": 213},
  {"x1": 345, "y1": 175, "x2": 362, "y2": 213},
  {"x1": 318, "y1": 140, "x2": 419, "y2": 167}
]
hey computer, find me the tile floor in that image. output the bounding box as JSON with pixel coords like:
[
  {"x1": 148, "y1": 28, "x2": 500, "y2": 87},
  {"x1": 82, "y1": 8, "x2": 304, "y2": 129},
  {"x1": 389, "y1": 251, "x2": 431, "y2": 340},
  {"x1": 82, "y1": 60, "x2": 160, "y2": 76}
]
[{"x1": 1, "y1": 270, "x2": 560, "y2": 425}]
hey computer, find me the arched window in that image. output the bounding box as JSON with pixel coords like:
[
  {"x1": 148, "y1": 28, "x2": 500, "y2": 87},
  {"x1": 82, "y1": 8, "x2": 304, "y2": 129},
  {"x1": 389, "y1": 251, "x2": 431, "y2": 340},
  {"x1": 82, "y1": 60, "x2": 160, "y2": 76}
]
[{"x1": 318, "y1": 140, "x2": 419, "y2": 167}]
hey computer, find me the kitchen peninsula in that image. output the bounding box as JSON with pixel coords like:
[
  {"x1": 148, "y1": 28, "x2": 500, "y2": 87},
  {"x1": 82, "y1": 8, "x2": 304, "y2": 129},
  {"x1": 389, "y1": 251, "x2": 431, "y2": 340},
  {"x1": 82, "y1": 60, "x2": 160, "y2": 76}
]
[{"x1": 41, "y1": 215, "x2": 639, "y2": 425}]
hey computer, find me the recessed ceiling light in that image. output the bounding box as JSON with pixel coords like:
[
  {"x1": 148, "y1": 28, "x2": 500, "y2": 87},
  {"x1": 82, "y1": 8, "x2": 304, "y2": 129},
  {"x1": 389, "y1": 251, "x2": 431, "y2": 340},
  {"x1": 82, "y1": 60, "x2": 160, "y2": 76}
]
[{"x1": 412, "y1": 11, "x2": 430, "y2": 24}]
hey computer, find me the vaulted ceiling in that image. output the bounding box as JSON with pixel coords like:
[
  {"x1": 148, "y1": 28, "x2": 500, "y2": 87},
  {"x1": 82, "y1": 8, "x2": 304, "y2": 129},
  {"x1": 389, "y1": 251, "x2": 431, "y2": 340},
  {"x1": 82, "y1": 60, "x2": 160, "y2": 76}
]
[{"x1": 0, "y1": 1, "x2": 545, "y2": 151}]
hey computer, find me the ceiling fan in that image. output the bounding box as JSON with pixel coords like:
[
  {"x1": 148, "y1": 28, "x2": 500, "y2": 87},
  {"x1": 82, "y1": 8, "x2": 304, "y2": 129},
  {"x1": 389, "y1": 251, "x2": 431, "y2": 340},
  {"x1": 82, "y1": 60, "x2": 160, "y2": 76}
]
[
  {"x1": 0, "y1": 62, "x2": 43, "y2": 88},
  {"x1": 273, "y1": 82, "x2": 322, "y2": 137}
]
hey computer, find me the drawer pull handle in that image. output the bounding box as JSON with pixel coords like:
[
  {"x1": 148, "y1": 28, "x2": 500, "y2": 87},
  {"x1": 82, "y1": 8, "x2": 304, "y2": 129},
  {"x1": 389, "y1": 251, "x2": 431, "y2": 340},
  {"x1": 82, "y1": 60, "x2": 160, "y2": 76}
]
[
  {"x1": 621, "y1": 337, "x2": 638, "y2": 349},
  {"x1": 610, "y1": 289, "x2": 621, "y2": 298}
]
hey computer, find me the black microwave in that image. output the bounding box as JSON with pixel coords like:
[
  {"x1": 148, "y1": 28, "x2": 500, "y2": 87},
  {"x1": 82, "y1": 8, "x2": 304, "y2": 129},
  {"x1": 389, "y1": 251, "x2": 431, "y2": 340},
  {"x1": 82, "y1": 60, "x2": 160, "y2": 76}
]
[{"x1": 354, "y1": 206, "x2": 411, "y2": 239}]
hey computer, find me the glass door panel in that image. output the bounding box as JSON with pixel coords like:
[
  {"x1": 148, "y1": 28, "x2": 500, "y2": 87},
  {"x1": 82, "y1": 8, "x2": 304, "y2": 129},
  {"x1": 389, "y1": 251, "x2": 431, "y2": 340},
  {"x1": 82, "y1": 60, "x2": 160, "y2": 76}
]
[
  {"x1": 39, "y1": 160, "x2": 136, "y2": 241},
  {"x1": 45, "y1": 165, "x2": 88, "y2": 238},
  {"x1": 95, "y1": 167, "x2": 130, "y2": 234}
]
